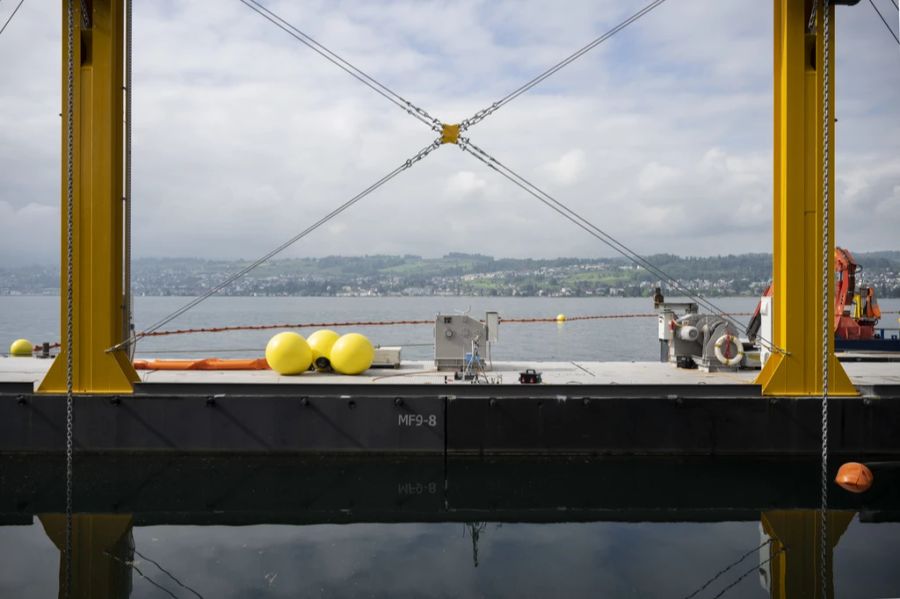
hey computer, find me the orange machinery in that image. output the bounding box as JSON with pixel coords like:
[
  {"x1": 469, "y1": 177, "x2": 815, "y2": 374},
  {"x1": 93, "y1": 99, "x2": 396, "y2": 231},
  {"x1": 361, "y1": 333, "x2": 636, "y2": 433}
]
[
  {"x1": 834, "y1": 247, "x2": 881, "y2": 340},
  {"x1": 749, "y1": 247, "x2": 882, "y2": 343}
]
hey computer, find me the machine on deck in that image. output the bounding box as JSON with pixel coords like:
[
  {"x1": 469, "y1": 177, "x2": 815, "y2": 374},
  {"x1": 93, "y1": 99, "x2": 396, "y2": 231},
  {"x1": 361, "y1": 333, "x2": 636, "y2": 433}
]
[{"x1": 655, "y1": 293, "x2": 749, "y2": 372}]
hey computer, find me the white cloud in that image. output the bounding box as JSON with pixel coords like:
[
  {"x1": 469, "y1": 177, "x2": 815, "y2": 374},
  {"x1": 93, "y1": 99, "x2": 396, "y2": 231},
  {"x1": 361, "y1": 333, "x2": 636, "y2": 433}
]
[
  {"x1": 542, "y1": 149, "x2": 587, "y2": 186},
  {"x1": 638, "y1": 161, "x2": 680, "y2": 192},
  {"x1": 445, "y1": 171, "x2": 488, "y2": 197},
  {"x1": 1, "y1": 0, "x2": 898, "y2": 266}
]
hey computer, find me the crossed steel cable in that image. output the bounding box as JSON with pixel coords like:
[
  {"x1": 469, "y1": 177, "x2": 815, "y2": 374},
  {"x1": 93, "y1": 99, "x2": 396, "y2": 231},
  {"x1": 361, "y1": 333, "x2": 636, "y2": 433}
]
[{"x1": 128, "y1": 0, "x2": 761, "y2": 349}]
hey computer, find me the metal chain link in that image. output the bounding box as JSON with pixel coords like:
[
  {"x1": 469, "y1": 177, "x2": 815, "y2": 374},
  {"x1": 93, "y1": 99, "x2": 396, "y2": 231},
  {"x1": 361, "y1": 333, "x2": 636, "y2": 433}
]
[
  {"x1": 820, "y1": 1, "x2": 832, "y2": 596},
  {"x1": 79, "y1": 0, "x2": 89, "y2": 29},
  {"x1": 124, "y1": 0, "x2": 134, "y2": 358},
  {"x1": 64, "y1": 3, "x2": 75, "y2": 597}
]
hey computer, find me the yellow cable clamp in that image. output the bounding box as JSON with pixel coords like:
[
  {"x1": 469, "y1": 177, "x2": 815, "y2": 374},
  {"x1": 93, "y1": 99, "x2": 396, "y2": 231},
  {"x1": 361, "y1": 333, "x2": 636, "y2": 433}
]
[{"x1": 441, "y1": 124, "x2": 460, "y2": 145}]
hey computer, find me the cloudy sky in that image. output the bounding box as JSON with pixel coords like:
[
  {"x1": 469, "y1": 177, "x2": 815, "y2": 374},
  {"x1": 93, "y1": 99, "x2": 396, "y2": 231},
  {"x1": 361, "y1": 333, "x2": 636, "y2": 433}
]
[{"x1": 0, "y1": 1, "x2": 898, "y2": 267}]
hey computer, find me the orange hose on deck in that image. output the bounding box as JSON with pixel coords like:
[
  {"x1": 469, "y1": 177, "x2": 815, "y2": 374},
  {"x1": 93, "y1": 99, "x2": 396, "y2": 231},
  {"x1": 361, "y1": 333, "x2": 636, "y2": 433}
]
[{"x1": 133, "y1": 358, "x2": 270, "y2": 371}]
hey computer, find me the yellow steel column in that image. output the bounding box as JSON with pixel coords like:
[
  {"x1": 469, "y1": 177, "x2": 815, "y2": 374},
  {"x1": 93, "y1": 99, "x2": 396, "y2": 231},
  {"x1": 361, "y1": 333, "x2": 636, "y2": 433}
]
[
  {"x1": 756, "y1": 0, "x2": 856, "y2": 396},
  {"x1": 39, "y1": 0, "x2": 138, "y2": 394}
]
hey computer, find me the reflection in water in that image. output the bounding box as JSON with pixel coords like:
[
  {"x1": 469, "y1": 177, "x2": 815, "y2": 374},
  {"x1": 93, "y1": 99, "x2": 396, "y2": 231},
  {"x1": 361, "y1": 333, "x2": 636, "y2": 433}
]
[
  {"x1": 37, "y1": 515, "x2": 133, "y2": 599},
  {"x1": 760, "y1": 511, "x2": 854, "y2": 599},
  {"x1": 17, "y1": 510, "x2": 900, "y2": 598},
  {"x1": 465, "y1": 522, "x2": 488, "y2": 568},
  {"x1": 2, "y1": 456, "x2": 899, "y2": 598}
]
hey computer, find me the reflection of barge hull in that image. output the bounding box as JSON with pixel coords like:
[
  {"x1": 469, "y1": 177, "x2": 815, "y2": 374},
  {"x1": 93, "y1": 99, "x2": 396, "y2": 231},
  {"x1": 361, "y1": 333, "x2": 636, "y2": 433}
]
[
  {"x1": 2, "y1": 455, "x2": 899, "y2": 525},
  {"x1": 1, "y1": 359, "x2": 898, "y2": 457}
]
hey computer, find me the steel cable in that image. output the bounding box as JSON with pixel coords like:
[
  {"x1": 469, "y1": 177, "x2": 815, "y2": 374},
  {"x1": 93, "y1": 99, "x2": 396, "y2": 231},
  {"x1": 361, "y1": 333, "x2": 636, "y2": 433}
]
[
  {"x1": 868, "y1": 0, "x2": 900, "y2": 45},
  {"x1": 104, "y1": 552, "x2": 180, "y2": 599},
  {"x1": 238, "y1": 0, "x2": 441, "y2": 131},
  {"x1": 681, "y1": 539, "x2": 774, "y2": 599},
  {"x1": 110, "y1": 139, "x2": 443, "y2": 352},
  {"x1": 459, "y1": 138, "x2": 785, "y2": 355},
  {"x1": 461, "y1": 0, "x2": 669, "y2": 130},
  {"x1": 709, "y1": 543, "x2": 788, "y2": 599},
  {"x1": 0, "y1": 0, "x2": 25, "y2": 38},
  {"x1": 134, "y1": 550, "x2": 205, "y2": 599}
]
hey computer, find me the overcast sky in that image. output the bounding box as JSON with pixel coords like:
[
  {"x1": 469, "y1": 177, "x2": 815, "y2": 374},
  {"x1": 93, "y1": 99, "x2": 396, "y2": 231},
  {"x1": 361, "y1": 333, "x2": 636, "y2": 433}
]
[{"x1": 1, "y1": 1, "x2": 898, "y2": 267}]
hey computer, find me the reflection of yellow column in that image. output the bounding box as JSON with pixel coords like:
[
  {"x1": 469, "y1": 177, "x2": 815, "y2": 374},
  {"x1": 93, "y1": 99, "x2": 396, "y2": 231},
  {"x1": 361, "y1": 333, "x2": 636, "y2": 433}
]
[
  {"x1": 38, "y1": 514, "x2": 134, "y2": 599},
  {"x1": 761, "y1": 510, "x2": 854, "y2": 599}
]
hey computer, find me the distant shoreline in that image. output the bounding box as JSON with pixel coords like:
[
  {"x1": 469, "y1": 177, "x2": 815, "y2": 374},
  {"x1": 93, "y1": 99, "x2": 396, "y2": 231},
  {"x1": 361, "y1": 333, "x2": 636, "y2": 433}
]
[{"x1": 3, "y1": 251, "x2": 898, "y2": 298}]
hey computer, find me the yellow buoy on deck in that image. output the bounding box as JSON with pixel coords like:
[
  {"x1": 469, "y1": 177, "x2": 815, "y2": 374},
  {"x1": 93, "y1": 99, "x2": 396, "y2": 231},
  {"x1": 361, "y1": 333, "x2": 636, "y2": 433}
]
[
  {"x1": 330, "y1": 333, "x2": 375, "y2": 375},
  {"x1": 556, "y1": 313, "x2": 567, "y2": 323},
  {"x1": 265, "y1": 332, "x2": 312, "y2": 375},
  {"x1": 9, "y1": 339, "x2": 33, "y2": 357},
  {"x1": 307, "y1": 329, "x2": 341, "y2": 370}
]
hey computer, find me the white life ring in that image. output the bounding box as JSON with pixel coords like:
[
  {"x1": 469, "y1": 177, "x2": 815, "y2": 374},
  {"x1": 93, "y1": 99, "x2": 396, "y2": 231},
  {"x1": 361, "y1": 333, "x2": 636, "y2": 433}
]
[{"x1": 714, "y1": 334, "x2": 744, "y2": 367}]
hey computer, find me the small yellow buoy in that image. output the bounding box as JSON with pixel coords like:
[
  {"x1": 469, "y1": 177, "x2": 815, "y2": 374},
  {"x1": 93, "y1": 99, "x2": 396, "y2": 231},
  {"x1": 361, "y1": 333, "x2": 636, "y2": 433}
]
[
  {"x1": 9, "y1": 338, "x2": 33, "y2": 357},
  {"x1": 307, "y1": 329, "x2": 341, "y2": 370},
  {"x1": 264, "y1": 332, "x2": 312, "y2": 375},
  {"x1": 330, "y1": 333, "x2": 375, "y2": 375},
  {"x1": 556, "y1": 313, "x2": 567, "y2": 323},
  {"x1": 835, "y1": 462, "x2": 874, "y2": 493}
]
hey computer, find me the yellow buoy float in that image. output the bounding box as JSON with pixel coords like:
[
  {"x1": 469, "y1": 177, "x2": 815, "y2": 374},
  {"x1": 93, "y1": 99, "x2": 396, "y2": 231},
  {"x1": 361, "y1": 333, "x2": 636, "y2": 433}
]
[
  {"x1": 330, "y1": 333, "x2": 375, "y2": 375},
  {"x1": 9, "y1": 338, "x2": 33, "y2": 357},
  {"x1": 556, "y1": 313, "x2": 567, "y2": 323},
  {"x1": 264, "y1": 332, "x2": 312, "y2": 375},
  {"x1": 307, "y1": 329, "x2": 341, "y2": 370}
]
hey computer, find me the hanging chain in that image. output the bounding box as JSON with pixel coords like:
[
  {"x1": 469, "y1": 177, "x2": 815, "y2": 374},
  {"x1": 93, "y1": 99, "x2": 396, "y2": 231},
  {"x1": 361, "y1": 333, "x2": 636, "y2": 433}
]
[
  {"x1": 64, "y1": 2, "x2": 75, "y2": 597},
  {"x1": 124, "y1": 0, "x2": 134, "y2": 358},
  {"x1": 820, "y1": 1, "x2": 832, "y2": 596}
]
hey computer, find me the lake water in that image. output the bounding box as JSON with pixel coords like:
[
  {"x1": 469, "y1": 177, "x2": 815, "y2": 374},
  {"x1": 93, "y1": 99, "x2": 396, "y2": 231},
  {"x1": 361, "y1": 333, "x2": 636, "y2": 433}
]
[{"x1": 1, "y1": 295, "x2": 899, "y2": 598}]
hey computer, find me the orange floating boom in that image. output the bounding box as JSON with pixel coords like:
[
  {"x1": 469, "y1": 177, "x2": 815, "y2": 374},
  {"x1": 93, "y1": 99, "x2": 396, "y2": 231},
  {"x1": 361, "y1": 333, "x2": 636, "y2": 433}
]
[{"x1": 133, "y1": 358, "x2": 270, "y2": 371}]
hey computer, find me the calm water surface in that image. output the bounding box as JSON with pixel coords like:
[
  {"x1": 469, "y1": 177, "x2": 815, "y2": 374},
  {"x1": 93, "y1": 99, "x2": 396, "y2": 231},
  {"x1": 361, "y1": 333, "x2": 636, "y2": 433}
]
[{"x1": 1, "y1": 296, "x2": 899, "y2": 598}]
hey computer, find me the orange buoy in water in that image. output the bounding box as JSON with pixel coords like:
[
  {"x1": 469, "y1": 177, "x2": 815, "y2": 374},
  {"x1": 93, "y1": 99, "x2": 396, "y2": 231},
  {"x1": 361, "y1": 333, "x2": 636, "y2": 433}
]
[{"x1": 835, "y1": 462, "x2": 874, "y2": 493}]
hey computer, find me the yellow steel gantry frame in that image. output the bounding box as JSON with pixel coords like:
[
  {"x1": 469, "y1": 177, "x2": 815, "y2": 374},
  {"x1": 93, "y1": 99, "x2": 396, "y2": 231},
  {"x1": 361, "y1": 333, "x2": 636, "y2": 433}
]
[
  {"x1": 755, "y1": 0, "x2": 857, "y2": 396},
  {"x1": 40, "y1": 0, "x2": 859, "y2": 395},
  {"x1": 38, "y1": 0, "x2": 138, "y2": 394}
]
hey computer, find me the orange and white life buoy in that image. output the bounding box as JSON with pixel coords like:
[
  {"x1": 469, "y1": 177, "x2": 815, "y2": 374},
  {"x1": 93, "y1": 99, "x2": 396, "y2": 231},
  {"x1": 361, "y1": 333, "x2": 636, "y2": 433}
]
[{"x1": 713, "y1": 334, "x2": 743, "y2": 367}]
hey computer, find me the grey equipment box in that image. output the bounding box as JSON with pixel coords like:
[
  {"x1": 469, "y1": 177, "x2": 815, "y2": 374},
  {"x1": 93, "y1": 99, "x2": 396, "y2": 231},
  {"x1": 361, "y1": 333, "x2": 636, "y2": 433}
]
[{"x1": 434, "y1": 313, "x2": 498, "y2": 371}]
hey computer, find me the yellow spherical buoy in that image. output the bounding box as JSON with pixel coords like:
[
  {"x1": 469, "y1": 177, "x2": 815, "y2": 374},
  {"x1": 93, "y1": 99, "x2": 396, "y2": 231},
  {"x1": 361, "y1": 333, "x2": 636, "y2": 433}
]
[
  {"x1": 556, "y1": 313, "x2": 567, "y2": 323},
  {"x1": 307, "y1": 329, "x2": 341, "y2": 370},
  {"x1": 330, "y1": 333, "x2": 375, "y2": 375},
  {"x1": 9, "y1": 338, "x2": 33, "y2": 357},
  {"x1": 264, "y1": 332, "x2": 312, "y2": 375}
]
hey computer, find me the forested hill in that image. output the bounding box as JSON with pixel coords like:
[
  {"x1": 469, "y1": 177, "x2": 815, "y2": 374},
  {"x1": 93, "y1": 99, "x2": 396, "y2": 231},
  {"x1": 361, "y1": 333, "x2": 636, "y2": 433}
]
[{"x1": 3, "y1": 252, "x2": 899, "y2": 297}]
